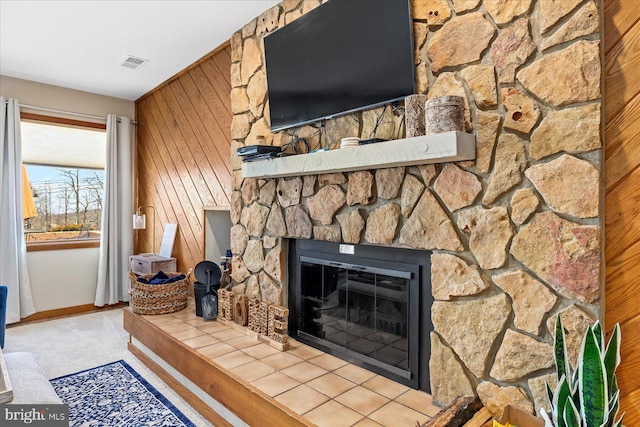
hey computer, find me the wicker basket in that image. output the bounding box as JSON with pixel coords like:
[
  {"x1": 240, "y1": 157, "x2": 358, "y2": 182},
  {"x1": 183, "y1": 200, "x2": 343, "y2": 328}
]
[{"x1": 129, "y1": 272, "x2": 190, "y2": 315}]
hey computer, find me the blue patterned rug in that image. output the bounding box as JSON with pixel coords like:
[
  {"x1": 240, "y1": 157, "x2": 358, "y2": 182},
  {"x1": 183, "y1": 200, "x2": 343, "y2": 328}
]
[{"x1": 50, "y1": 360, "x2": 195, "y2": 427}]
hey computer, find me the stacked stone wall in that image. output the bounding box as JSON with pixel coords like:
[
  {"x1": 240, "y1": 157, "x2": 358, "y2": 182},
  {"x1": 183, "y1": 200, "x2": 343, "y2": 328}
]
[{"x1": 229, "y1": 0, "x2": 602, "y2": 415}]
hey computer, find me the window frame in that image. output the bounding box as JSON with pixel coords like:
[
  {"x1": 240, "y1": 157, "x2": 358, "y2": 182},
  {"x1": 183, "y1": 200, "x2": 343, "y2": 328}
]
[{"x1": 21, "y1": 113, "x2": 106, "y2": 252}]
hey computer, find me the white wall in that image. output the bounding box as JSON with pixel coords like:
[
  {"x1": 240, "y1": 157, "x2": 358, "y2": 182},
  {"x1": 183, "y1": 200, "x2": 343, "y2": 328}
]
[
  {"x1": 204, "y1": 208, "x2": 232, "y2": 264},
  {"x1": 0, "y1": 75, "x2": 135, "y2": 119},
  {"x1": 1, "y1": 75, "x2": 135, "y2": 312},
  {"x1": 26, "y1": 248, "x2": 101, "y2": 311}
]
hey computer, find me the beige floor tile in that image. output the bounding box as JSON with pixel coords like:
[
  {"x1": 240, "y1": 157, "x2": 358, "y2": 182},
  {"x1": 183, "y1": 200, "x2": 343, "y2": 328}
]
[
  {"x1": 368, "y1": 401, "x2": 429, "y2": 427},
  {"x1": 352, "y1": 418, "x2": 384, "y2": 427},
  {"x1": 143, "y1": 313, "x2": 181, "y2": 324},
  {"x1": 286, "y1": 339, "x2": 301, "y2": 349},
  {"x1": 226, "y1": 335, "x2": 262, "y2": 350},
  {"x1": 281, "y1": 361, "x2": 328, "y2": 383},
  {"x1": 159, "y1": 321, "x2": 194, "y2": 333},
  {"x1": 394, "y1": 389, "x2": 441, "y2": 417},
  {"x1": 182, "y1": 334, "x2": 220, "y2": 349},
  {"x1": 361, "y1": 375, "x2": 409, "y2": 400},
  {"x1": 275, "y1": 384, "x2": 329, "y2": 415},
  {"x1": 172, "y1": 309, "x2": 197, "y2": 320},
  {"x1": 212, "y1": 350, "x2": 256, "y2": 370},
  {"x1": 197, "y1": 322, "x2": 230, "y2": 334},
  {"x1": 307, "y1": 373, "x2": 356, "y2": 398},
  {"x1": 211, "y1": 328, "x2": 245, "y2": 341},
  {"x1": 308, "y1": 353, "x2": 349, "y2": 371},
  {"x1": 171, "y1": 327, "x2": 207, "y2": 341},
  {"x1": 304, "y1": 400, "x2": 365, "y2": 427},
  {"x1": 334, "y1": 364, "x2": 377, "y2": 384},
  {"x1": 199, "y1": 342, "x2": 237, "y2": 359},
  {"x1": 242, "y1": 343, "x2": 281, "y2": 359},
  {"x1": 251, "y1": 372, "x2": 301, "y2": 397},
  {"x1": 334, "y1": 386, "x2": 390, "y2": 416},
  {"x1": 260, "y1": 352, "x2": 304, "y2": 370},
  {"x1": 147, "y1": 316, "x2": 185, "y2": 326},
  {"x1": 185, "y1": 316, "x2": 209, "y2": 327},
  {"x1": 230, "y1": 360, "x2": 275, "y2": 382},
  {"x1": 286, "y1": 343, "x2": 325, "y2": 360}
]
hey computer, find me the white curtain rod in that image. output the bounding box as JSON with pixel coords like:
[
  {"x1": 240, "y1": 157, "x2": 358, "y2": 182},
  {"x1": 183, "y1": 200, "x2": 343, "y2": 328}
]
[{"x1": 12, "y1": 102, "x2": 138, "y2": 125}]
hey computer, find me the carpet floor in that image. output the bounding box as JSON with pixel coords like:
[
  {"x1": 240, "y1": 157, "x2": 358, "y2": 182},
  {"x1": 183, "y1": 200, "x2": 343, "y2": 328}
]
[{"x1": 5, "y1": 308, "x2": 212, "y2": 426}]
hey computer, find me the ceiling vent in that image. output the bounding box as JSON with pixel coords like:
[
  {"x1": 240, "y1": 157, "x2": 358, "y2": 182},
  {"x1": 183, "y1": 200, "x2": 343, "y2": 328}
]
[{"x1": 120, "y1": 55, "x2": 148, "y2": 70}]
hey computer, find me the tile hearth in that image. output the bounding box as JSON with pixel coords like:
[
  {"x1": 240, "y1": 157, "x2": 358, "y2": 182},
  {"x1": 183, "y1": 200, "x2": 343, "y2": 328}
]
[{"x1": 138, "y1": 304, "x2": 441, "y2": 427}]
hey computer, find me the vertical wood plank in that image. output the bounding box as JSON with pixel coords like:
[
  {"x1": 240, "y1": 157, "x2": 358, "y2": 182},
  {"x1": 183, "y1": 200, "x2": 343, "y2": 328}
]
[
  {"x1": 604, "y1": 21, "x2": 640, "y2": 120},
  {"x1": 604, "y1": 91, "x2": 640, "y2": 191},
  {"x1": 605, "y1": 1, "x2": 640, "y2": 421},
  {"x1": 604, "y1": 0, "x2": 640, "y2": 53},
  {"x1": 134, "y1": 41, "x2": 233, "y2": 272}
]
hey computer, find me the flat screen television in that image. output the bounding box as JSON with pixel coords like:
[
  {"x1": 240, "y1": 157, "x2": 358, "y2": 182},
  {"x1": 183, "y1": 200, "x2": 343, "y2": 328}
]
[{"x1": 263, "y1": 0, "x2": 415, "y2": 132}]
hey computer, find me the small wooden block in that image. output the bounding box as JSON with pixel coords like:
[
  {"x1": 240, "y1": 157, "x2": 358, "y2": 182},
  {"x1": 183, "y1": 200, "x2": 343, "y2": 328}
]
[
  {"x1": 463, "y1": 408, "x2": 493, "y2": 427},
  {"x1": 423, "y1": 395, "x2": 483, "y2": 427},
  {"x1": 218, "y1": 289, "x2": 234, "y2": 321},
  {"x1": 248, "y1": 297, "x2": 261, "y2": 332},
  {"x1": 270, "y1": 305, "x2": 289, "y2": 317},
  {"x1": 273, "y1": 319, "x2": 287, "y2": 330},
  {"x1": 234, "y1": 295, "x2": 248, "y2": 326},
  {"x1": 259, "y1": 301, "x2": 270, "y2": 336},
  {"x1": 270, "y1": 333, "x2": 288, "y2": 344},
  {"x1": 262, "y1": 336, "x2": 288, "y2": 351},
  {"x1": 245, "y1": 329, "x2": 260, "y2": 339}
]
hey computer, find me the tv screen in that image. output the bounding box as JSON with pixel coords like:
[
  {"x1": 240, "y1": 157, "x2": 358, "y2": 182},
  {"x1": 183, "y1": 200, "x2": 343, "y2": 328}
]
[{"x1": 264, "y1": 0, "x2": 415, "y2": 132}]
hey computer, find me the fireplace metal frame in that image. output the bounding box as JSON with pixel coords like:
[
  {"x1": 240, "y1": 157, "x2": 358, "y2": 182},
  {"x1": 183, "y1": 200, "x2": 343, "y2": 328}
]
[{"x1": 288, "y1": 239, "x2": 433, "y2": 392}]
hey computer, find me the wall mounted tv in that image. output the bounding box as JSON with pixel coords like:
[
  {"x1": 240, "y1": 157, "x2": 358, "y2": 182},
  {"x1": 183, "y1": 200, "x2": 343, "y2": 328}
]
[{"x1": 263, "y1": 0, "x2": 415, "y2": 132}]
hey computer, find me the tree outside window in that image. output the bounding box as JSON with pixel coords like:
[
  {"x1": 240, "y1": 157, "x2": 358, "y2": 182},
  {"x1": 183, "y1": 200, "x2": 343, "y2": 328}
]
[{"x1": 21, "y1": 117, "x2": 106, "y2": 245}]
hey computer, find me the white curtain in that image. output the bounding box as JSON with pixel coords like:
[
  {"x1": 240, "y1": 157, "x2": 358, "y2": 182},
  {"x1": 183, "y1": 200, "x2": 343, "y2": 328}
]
[
  {"x1": 0, "y1": 97, "x2": 36, "y2": 323},
  {"x1": 95, "y1": 115, "x2": 133, "y2": 306}
]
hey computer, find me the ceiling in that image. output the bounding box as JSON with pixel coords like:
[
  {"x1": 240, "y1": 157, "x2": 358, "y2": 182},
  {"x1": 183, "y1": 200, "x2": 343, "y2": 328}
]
[{"x1": 0, "y1": 0, "x2": 280, "y2": 101}]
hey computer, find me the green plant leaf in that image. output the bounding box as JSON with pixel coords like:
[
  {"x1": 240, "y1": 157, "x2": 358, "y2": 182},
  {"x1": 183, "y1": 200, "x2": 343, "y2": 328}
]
[
  {"x1": 604, "y1": 390, "x2": 620, "y2": 427},
  {"x1": 541, "y1": 408, "x2": 554, "y2": 427},
  {"x1": 612, "y1": 414, "x2": 624, "y2": 427},
  {"x1": 579, "y1": 328, "x2": 608, "y2": 427},
  {"x1": 563, "y1": 396, "x2": 580, "y2": 427},
  {"x1": 603, "y1": 323, "x2": 621, "y2": 399},
  {"x1": 609, "y1": 375, "x2": 619, "y2": 402},
  {"x1": 546, "y1": 381, "x2": 555, "y2": 408},
  {"x1": 572, "y1": 367, "x2": 580, "y2": 416},
  {"x1": 592, "y1": 321, "x2": 604, "y2": 353},
  {"x1": 553, "y1": 375, "x2": 571, "y2": 427},
  {"x1": 554, "y1": 315, "x2": 570, "y2": 384}
]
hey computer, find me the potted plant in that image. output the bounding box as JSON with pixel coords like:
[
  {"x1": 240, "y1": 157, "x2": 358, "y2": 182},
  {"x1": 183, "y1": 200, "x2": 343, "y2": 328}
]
[{"x1": 541, "y1": 315, "x2": 624, "y2": 427}]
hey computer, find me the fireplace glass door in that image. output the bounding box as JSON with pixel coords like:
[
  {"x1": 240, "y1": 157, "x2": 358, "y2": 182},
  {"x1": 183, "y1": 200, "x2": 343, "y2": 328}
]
[{"x1": 299, "y1": 256, "x2": 411, "y2": 378}]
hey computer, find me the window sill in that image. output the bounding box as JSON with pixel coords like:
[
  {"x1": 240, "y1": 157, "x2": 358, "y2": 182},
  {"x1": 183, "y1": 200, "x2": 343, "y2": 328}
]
[{"x1": 26, "y1": 240, "x2": 100, "y2": 252}]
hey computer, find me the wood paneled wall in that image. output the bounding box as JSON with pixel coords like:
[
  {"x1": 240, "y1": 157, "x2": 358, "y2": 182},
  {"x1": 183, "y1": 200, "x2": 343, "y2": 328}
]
[
  {"x1": 604, "y1": 1, "x2": 640, "y2": 424},
  {"x1": 134, "y1": 43, "x2": 233, "y2": 272}
]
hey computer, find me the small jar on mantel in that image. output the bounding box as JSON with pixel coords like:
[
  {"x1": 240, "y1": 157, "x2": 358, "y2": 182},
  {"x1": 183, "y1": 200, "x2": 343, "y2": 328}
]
[
  {"x1": 404, "y1": 94, "x2": 428, "y2": 138},
  {"x1": 424, "y1": 95, "x2": 465, "y2": 135}
]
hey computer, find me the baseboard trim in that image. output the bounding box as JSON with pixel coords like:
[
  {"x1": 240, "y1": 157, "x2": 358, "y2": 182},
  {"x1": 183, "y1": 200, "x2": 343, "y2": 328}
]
[
  {"x1": 14, "y1": 302, "x2": 128, "y2": 325},
  {"x1": 128, "y1": 342, "x2": 232, "y2": 427}
]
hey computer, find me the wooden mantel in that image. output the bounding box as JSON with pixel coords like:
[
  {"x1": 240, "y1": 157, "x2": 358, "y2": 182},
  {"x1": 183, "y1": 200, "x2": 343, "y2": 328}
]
[{"x1": 242, "y1": 131, "x2": 476, "y2": 179}]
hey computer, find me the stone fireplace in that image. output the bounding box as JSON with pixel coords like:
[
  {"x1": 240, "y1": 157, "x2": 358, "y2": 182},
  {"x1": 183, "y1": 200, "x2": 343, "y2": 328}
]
[{"x1": 228, "y1": 0, "x2": 603, "y2": 417}]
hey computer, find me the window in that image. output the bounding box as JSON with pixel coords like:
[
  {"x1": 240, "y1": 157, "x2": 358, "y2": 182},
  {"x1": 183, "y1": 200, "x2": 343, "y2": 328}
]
[{"x1": 21, "y1": 115, "x2": 106, "y2": 250}]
